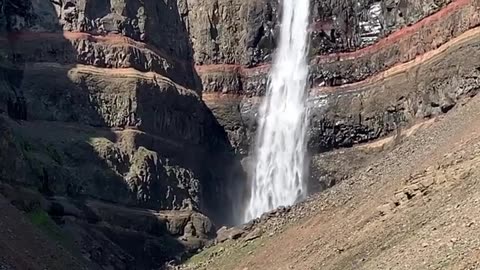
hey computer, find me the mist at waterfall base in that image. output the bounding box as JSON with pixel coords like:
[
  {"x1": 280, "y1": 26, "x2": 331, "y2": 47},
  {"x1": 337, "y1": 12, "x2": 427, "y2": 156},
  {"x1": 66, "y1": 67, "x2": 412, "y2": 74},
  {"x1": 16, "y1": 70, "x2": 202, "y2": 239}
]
[{"x1": 243, "y1": 0, "x2": 311, "y2": 222}]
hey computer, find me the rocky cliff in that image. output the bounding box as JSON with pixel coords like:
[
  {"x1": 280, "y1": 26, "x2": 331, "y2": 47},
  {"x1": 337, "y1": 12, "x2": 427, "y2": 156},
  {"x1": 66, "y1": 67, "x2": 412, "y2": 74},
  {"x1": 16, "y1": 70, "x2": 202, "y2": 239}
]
[
  {"x1": 1, "y1": 0, "x2": 480, "y2": 269},
  {"x1": 0, "y1": 0, "x2": 244, "y2": 269},
  {"x1": 192, "y1": 0, "x2": 480, "y2": 154}
]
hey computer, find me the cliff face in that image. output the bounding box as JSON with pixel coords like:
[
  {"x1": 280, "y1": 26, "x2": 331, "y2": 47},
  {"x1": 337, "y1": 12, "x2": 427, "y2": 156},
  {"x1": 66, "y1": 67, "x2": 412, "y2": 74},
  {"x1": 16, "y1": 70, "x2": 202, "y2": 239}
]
[
  {"x1": 1, "y1": 0, "x2": 480, "y2": 269},
  {"x1": 0, "y1": 0, "x2": 244, "y2": 269},
  {"x1": 183, "y1": 0, "x2": 454, "y2": 66},
  {"x1": 189, "y1": 0, "x2": 480, "y2": 154}
]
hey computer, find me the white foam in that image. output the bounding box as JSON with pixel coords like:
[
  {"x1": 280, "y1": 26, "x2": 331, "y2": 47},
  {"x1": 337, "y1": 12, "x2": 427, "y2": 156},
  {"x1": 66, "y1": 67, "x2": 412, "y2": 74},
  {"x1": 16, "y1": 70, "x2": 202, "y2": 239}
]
[{"x1": 244, "y1": 0, "x2": 310, "y2": 222}]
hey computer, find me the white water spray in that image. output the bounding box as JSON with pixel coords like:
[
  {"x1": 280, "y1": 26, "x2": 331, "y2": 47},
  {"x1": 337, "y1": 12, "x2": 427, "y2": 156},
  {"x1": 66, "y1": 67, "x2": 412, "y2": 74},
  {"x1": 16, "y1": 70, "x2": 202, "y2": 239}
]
[{"x1": 244, "y1": 0, "x2": 310, "y2": 222}]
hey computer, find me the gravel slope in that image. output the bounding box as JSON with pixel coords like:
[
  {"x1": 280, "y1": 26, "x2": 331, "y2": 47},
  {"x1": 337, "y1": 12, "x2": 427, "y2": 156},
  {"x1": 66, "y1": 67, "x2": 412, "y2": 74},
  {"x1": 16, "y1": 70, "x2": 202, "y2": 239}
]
[
  {"x1": 0, "y1": 195, "x2": 87, "y2": 270},
  {"x1": 183, "y1": 93, "x2": 480, "y2": 270}
]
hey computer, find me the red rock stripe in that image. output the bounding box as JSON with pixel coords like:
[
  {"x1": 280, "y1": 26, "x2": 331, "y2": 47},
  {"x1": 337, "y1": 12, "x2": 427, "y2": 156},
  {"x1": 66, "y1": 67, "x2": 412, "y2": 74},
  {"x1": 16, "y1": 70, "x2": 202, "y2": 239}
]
[
  {"x1": 310, "y1": 26, "x2": 480, "y2": 95},
  {"x1": 195, "y1": 0, "x2": 474, "y2": 75},
  {"x1": 202, "y1": 25, "x2": 480, "y2": 101},
  {"x1": 0, "y1": 31, "x2": 193, "y2": 69},
  {"x1": 311, "y1": 0, "x2": 472, "y2": 63}
]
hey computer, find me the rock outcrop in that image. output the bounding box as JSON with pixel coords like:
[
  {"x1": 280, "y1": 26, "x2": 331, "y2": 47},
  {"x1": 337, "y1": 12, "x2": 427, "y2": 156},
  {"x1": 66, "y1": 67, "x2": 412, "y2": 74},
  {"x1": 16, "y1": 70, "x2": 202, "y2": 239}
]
[
  {"x1": 1, "y1": 0, "x2": 480, "y2": 269},
  {"x1": 190, "y1": 0, "x2": 480, "y2": 154},
  {"x1": 0, "y1": 0, "x2": 245, "y2": 268}
]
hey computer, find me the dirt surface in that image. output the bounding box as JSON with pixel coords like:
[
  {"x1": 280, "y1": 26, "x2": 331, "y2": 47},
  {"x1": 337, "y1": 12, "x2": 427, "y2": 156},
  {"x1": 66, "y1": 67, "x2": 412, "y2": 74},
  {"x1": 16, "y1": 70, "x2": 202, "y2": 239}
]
[
  {"x1": 0, "y1": 195, "x2": 86, "y2": 270},
  {"x1": 183, "y1": 93, "x2": 480, "y2": 269}
]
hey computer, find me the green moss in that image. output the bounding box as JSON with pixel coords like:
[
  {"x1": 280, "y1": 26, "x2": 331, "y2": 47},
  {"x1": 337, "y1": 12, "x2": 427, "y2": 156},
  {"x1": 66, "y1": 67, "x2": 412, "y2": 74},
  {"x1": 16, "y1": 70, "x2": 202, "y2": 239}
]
[
  {"x1": 26, "y1": 209, "x2": 75, "y2": 250},
  {"x1": 185, "y1": 244, "x2": 225, "y2": 266},
  {"x1": 45, "y1": 144, "x2": 63, "y2": 165},
  {"x1": 21, "y1": 139, "x2": 33, "y2": 152},
  {"x1": 184, "y1": 239, "x2": 263, "y2": 270}
]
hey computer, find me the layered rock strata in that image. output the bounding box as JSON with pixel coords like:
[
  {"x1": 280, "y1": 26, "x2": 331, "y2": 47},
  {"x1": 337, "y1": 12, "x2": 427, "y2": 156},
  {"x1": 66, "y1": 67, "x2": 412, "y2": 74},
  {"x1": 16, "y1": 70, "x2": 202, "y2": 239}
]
[
  {"x1": 181, "y1": 0, "x2": 459, "y2": 66},
  {"x1": 0, "y1": 0, "x2": 244, "y2": 268},
  {"x1": 1, "y1": 0, "x2": 480, "y2": 268},
  {"x1": 193, "y1": 0, "x2": 480, "y2": 153}
]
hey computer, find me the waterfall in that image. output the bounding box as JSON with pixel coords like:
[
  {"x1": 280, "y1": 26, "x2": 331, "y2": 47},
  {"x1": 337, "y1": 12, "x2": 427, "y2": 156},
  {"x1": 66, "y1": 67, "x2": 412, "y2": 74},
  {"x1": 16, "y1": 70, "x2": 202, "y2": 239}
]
[{"x1": 244, "y1": 0, "x2": 310, "y2": 222}]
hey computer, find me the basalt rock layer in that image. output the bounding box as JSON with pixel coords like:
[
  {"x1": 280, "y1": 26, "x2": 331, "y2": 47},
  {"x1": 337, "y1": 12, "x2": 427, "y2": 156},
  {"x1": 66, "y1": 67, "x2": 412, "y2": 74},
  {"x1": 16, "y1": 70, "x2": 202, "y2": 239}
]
[
  {"x1": 1, "y1": 0, "x2": 480, "y2": 269},
  {"x1": 194, "y1": 0, "x2": 480, "y2": 154},
  {"x1": 182, "y1": 0, "x2": 458, "y2": 66},
  {"x1": 0, "y1": 0, "x2": 244, "y2": 269}
]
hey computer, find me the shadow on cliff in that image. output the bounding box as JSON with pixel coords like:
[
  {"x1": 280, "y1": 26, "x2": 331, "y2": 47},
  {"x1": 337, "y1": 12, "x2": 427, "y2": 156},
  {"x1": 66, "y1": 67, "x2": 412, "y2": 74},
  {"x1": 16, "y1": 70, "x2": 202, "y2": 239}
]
[{"x1": 0, "y1": 0, "x2": 245, "y2": 268}]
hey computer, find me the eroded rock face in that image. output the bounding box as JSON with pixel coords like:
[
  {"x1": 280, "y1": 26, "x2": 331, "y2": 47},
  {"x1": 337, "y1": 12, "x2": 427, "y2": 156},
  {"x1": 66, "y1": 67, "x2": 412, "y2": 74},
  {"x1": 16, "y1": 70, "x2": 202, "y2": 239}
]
[
  {"x1": 1, "y1": 0, "x2": 480, "y2": 268},
  {"x1": 53, "y1": 0, "x2": 194, "y2": 62},
  {"x1": 180, "y1": 0, "x2": 454, "y2": 67},
  {"x1": 2, "y1": 0, "x2": 200, "y2": 90},
  {"x1": 0, "y1": 117, "x2": 26, "y2": 183},
  {"x1": 178, "y1": 0, "x2": 279, "y2": 66},
  {"x1": 1, "y1": 0, "x2": 243, "y2": 216},
  {"x1": 0, "y1": 0, "x2": 245, "y2": 268},
  {"x1": 194, "y1": 0, "x2": 480, "y2": 154}
]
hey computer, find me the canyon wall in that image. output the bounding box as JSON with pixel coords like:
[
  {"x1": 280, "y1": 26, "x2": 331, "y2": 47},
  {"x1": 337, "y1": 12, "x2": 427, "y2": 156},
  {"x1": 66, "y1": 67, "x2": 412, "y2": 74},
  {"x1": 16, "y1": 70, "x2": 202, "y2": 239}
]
[
  {"x1": 0, "y1": 0, "x2": 244, "y2": 268},
  {"x1": 190, "y1": 0, "x2": 480, "y2": 153},
  {"x1": 1, "y1": 0, "x2": 480, "y2": 269}
]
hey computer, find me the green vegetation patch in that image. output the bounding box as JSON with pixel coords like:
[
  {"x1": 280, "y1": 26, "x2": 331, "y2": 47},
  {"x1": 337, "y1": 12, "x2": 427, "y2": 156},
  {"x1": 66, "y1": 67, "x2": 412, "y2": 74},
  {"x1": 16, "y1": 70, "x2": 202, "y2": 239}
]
[
  {"x1": 26, "y1": 209, "x2": 75, "y2": 250},
  {"x1": 185, "y1": 238, "x2": 264, "y2": 270}
]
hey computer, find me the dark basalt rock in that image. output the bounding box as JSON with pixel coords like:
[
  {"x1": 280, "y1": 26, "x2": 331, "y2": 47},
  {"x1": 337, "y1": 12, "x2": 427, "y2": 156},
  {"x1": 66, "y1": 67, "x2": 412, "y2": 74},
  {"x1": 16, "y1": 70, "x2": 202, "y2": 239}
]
[
  {"x1": 0, "y1": 0, "x2": 245, "y2": 268},
  {"x1": 1, "y1": 0, "x2": 480, "y2": 269},
  {"x1": 199, "y1": 0, "x2": 480, "y2": 154},
  {"x1": 181, "y1": 0, "x2": 453, "y2": 66}
]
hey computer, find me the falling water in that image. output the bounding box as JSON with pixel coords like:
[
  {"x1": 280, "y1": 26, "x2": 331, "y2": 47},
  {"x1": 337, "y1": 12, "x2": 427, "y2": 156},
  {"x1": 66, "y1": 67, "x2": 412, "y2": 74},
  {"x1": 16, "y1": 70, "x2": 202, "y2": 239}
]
[{"x1": 244, "y1": 0, "x2": 310, "y2": 222}]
